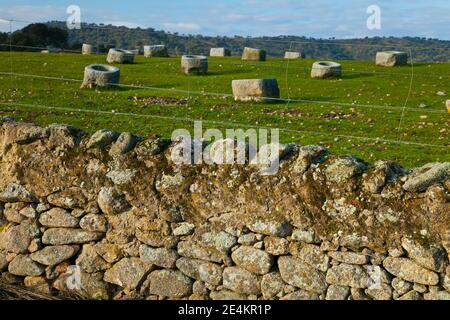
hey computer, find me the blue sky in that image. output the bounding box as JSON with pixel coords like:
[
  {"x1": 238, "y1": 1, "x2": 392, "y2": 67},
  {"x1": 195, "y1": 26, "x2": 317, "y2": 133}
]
[{"x1": 0, "y1": 0, "x2": 449, "y2": 39}]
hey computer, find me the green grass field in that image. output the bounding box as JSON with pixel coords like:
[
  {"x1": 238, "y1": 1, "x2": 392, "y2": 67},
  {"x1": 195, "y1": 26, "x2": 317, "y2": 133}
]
[{"x1": 0, "y1": 51, "x2": 448, "y2": 167}]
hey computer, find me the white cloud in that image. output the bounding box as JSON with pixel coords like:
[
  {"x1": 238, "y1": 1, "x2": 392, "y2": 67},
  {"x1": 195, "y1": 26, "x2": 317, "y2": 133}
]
[{"x1": 163, "y1": 22, "x2": 201, "y2": 32}]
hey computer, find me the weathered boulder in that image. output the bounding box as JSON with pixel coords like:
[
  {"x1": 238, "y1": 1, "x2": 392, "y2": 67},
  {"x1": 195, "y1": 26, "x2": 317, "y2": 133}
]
[
  {"x1": 284, "y1": 51, "x2": 304, "y2": 59},
  {"x1": 106, "y1": 48, "x2": 135, "y2": 64},
  {"x1": 177, "y1": 241, "x2": 223, "y2": 263},
  {"x1": 82, "y1": 44, "x2": 93, "y2": 55},
  {"x1": 109, "y1": 132, "x2": 141, "y2": 156},
  {"x1": 328, "y1": 251, "x2": 369, "y2": 265},
  {"x1": 80, "y1": 214, "x2": 108, "y2": 232},
  {"x1": 87, "y1": 129, "x2": 120, "y2": 149},
  {"x1": 311, "y1": 61, "x2": 342, "y2": 79},
  {"x1": 401, "y1": 238, "x2": 447, "y2": 272},
  {"x1": 81, "y1": 64, "x2": 120, "y2": 89},
  {"x1": 231, "y1": 246, "x2": 274, "y2": 275},
  {"x1": 223, "y1": 267, "x2": 261, "y2": 295},
  {"x1": 8, "y1": 255, "x2": 44, "y2": 276},
  {"x1": 39, "y1": 208, "x2": 79, "y2": 228},
  {"x1": 261, "y1": 272, "x2": 284, "y2": 299},
  {"x1": 242, "y1": 47, "x2": 266, "y2": 61},
  {"x1": 326, "y1": 284, "x2": 350, "y2": 300},
  {"x1": 42, "y1": 228, "x2": 103, "y2": 245},
  {"x1": 76, "y1": 244, "x2": 111, "y2": 273},
  {"x1": 30, "y1": 245, "x2": 79, "y2": 266},
  {"x1": 147, "y1": 270, "x2": 193, "y2": 298},
  {"x1": 139, "y1": 245, "x2": 179, "y2": 268},
  {"x1": 0, "y1": 183, "x2": 37, "y2": 203},
  {"x1": 181, "y1": 55, "x2": 208, "y2": 75},
  {"x1": 176, "y1": 257, "x2": 223, "y2": 285},
  {"x1": 383, "y1": 257, "x2": 439, "y2": 285},
  {"x1": 326, "y1": 264, "x2": 369, "y2": 288},
  {"x1": 232, "y1": 78, "x2": 280, "y2": 102},
  {"x1": 104, "y1": 257, "x2": 152, "y2": 290},
  {"x1": 0, "y1": 221, "x2": 40, "y2": 254},
  {"x1": 297, "y1": 244, "x2": 329, "y2": 272},
  {"x1": 144, "y1": 45, "x2": 169, "y2": 58},
  {"x1": 376, "y1": 51, "x2": 408, "y2": 67},
  {"x1": 210, "y1": 48, "x2": 231, "y2": 57},
  {"x1": 97, "y1": 187, "x2": 131, "y2": 215},
  {"x1": 278, "y1": 256, "x2": 328, "y2": 294},
  {"x1": 402, "y1": 162, "x2": 450, "y2": 192},
  {"x1": 263, "y1": 237, "x2": 290, "y2": 256}
]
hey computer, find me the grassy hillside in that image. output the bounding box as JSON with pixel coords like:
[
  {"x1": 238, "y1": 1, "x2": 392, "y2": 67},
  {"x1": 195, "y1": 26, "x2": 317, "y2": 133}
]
[{"x1": 0, "y1": 51, "x2": 448, "y2": 167}]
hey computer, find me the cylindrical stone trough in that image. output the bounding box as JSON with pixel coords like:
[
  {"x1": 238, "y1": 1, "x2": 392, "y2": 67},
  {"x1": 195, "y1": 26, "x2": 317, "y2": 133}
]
[
  {"x1": 107, "y1": 48, "x2": 135, "y2": 64},
  {"x1": 181, "y1": 55, "x2": 208, "y2": 75},
  {"x1": 284, "y1": 51, "x2": 304, "y2": 59},
  {"x1": 376, "y1": 51, "x2": 408, "y2": 67},
  {"x1": 311, "y1": 61, "x2": 342, "y2": 79},
  {"x1": 82, "y1": 44, "x2": 93, "y2": 55},
  {"x1": 242, "y1": 47, "x2": 266, "y2": 61},
  {"x1": 210, "y1": 48, "x2": 231, "y2": 57},
  {"x1": 81, "y1": 64, "x2": 120, "y2": 89},
  {"x1": 231, "y1": 78, "x2": 280, "y2": 102},
  {"x1": 144, "y1": 45, "x2": 169, "y2": 58}
]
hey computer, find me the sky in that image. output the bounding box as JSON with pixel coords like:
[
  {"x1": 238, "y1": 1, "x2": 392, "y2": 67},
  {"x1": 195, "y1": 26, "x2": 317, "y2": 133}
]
[{"x1": 0, "y1": 0, "x2": 449, "y2": 40}]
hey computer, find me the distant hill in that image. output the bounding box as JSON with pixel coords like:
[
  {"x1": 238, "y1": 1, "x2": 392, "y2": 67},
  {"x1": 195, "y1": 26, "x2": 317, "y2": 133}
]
[{"x1": 7, "y1": 21, "x2": 450, "y2": 61}]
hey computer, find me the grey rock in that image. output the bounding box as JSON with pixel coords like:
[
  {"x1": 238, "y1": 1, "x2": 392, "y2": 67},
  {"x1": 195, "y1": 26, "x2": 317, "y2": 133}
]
[
  {"x1": 291, "y1": 229, "x2": 318, "y2": 243},
  {"x1": 47, "y1": 123, "x2": 84, "y2": 148},
  {"x1": 139, "y1": 245, "x2": 178, "y2": 268},
  {"x1": 376, "y1": 51, "x2": 408, "y2": 67},
  {"x1": 109, "y1": 132, "x2": 141, "y2": 156},
  {"x1": 263, "y1": 237, "x2": 290, "y2": 256},
  {"x1": 200, "y1": 231, "x2": 237, "y2": 252},
  {"x1": 76, "y1": 244, "x2": 111, "y2": 273},
  {"x1": 231, "y1": 246, "x2": 274, "y2": 275},
  {"x1": 172, "y1": 222, "x2": 195, "y2": 236},
  {"x1": 232, "y1": 78, "x2": 280, "y2": 102},
  {"x1": 238, "y1": 233, "x2": 259, "y2": 246},
  {"x1": 326, "y1": 284, "x2": 350, "y2": 300},
  {"x1": 147, "y1": 270, "x2": 193, "y2": 298},
  {"x1": 104, "y1": 257, "x2": 152, "y2": 290},
  {"x1": 297, "y1": 244, "x2": 329, "y2": 272},
  {"x1": 0, "y1": 220, "x2": 40, "y2": 253},
  {"x1": 325, "y1": 155, "x2": 367, "y2": 183},
  {"x1": 261, "y1": 272, "x2": 284, "y2": 299},
  {"x1": 87, "y1": 129, "x2": 120, "y2": 149},
  {"x1": 0, "y1": 183, "x2": 37, "y2": 203},
  {"x1": 19, "y1": 205, "x2": 37, "y2": 219},
  {"x1": 30, "y1": 245, "x2": 79, "y2": 266},
  {"x1": 391, "y1": 277, "x2": 413, "y2": 296},
  {"x1": 326, "y1": 264, "x2": 369, "y2": 288},
  {"x1": 328, "y1": 251, "x2": 369, "y2": 265},
  {"x1": 177, "y1": 241, "x2": 223, "y2": 263},
  {"x1": 97, "y1": 187, "x2": 131, "y2": 215},
  {"x1": 247, "y1": 218, "x2": 292, "y2": 237},
  {"x1": 223, "y1": 266, "x2": 261, "y2": 295},
  {"x1": 80, "y1": 214, "x2": 108, "y2": 232},
  {"x1": 8, "y1": 255, "x2": 44, "y2": 276},
  {"x1": 383, "y1": 257, "x2": 439, "y2": 285},
  {"x1": 3, "y1": 202, "x2": 27, "y2": 223},
  {"x1": 278, "y1": 256, "x2": 328, "y2": 294},
  {"x1": 366, "y1": 283, "x2": 393, "y2": 300},
  {"x1": 39, "y1": 208, "x2": 79, "y2": 228},
  {"x1": 401, "y1": 237, "x2": 446, "y2": 272},
  {"x1": 291, "y1": 145, "x2": 329, "y2": 174},
  {"x1": 398, "y1": 290, "x2": 423, "y2": 300},
  {"x1": 42, "y1": 228, "x2": 103, "y2": 245},
  {"x1": 176, "y1": 257, "x2": 223, "y2": 285},
  {"x1": 403, "y1": 162, "x2": 450, "y2": 192}
]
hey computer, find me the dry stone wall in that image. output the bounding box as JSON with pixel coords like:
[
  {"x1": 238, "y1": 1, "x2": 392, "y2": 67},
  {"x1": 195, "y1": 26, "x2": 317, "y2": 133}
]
[{"x1": 0, "y1": 118, "x2": 449, "y2": 300}]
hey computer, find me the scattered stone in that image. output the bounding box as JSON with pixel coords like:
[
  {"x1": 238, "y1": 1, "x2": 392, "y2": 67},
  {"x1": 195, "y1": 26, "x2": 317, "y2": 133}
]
[
  {"x1": 326, "y1": 284, "x2": 350, "y2": 300},
  {"x1": 376, "y1": 51, "x2": 408, "y2": 67},
  {"x1": 232, "y1": 78, "x2": 280, "y2": 102},
  {"x1": 223, "y1": 267, "x2": 260, "y2": 295},
  {"x1": 181, "y1": 55, "x2": 208, "y2": 75},
  {"x1": 81, "y1": 64, "x2": 120, "y2": 88},
  {"x1": 30, "y1": 245, "x2": 79, "y2": 266},
  {"x1": 8, "y1": 255, "x2": 44, "y2": 276},
  {"x1": 104, "y1": 258, "x2": 152, "y2": 290},
  {"x1": 0, "y1": 183, "x2": 37, "y2": 203},
  {"x1": 264, "y1": 237, "x2": 290, "y2": 256},
  {"x1": 144, "y1": 45, "x2": 169, "y2": 58},
  {"x1": 139, "y1": 245, "x2": 179, "y2": 268},
  {"x1": 242, "y1": 47, "x2": 266, "y2": 61},
  {"x1": 326, "y1": 264, "x2": 369, "y2": 288},
  {"x1": 383, "y1": 257, "x2": 439, "y2": 285},
  {"x1": 42, "y1": 228, "x2": 103, "y2": 245},
  {"x1": 328, "y1": 251, "x2": 369, "y2": 265},
  {"x1": 39, "y1": 208, "x2": 79, "y2": 228},
  {"x1": 210, "y1": 48, "x2": 231, "y2": 57},
  {"x1": 278, "y1": 256, "x2": 328, "y2": 294},
  {"x1": 311, "y1": 61, "x2": 342, "y2": 79},
  {"x1": 107, "y1": 48, "x2": 135, "y2": 64},
  {"x1": 231, "y1": 246, "x2": 274, "y2": 275},
  {"x1": 147, "y1": 270, "x2": 193, "y2": 298}
]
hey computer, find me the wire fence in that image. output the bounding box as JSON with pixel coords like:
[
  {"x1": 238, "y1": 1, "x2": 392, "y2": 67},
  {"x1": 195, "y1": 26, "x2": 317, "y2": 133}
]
[{"x1": 0, "y1": 17, "x2": 448, "y2": 153}]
